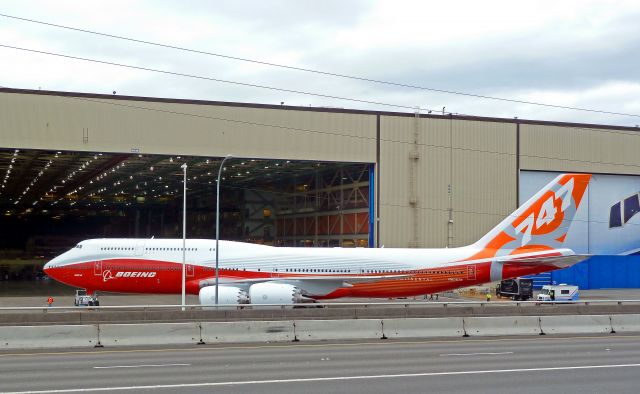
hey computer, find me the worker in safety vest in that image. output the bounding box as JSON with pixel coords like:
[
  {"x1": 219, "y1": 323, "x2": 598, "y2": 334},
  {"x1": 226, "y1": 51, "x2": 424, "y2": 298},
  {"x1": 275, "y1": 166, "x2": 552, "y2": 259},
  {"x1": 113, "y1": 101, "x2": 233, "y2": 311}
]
[
  {"x1": 486, "y1": 293, "x2": 491, "y2": 302},
  {"x1": 47, "y1": 296, "x2": 54, "y2": 307}
]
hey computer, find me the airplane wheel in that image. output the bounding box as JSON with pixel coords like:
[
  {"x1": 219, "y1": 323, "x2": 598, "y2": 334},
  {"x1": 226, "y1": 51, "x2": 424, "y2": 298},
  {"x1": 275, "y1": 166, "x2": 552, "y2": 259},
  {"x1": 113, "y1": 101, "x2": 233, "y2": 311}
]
[
  {"x1": 88, "y1": 301, "x2": 94, "y2": 306},
  {"x1": 94, "y1": 301, "x2": 100, "y2": 306}
]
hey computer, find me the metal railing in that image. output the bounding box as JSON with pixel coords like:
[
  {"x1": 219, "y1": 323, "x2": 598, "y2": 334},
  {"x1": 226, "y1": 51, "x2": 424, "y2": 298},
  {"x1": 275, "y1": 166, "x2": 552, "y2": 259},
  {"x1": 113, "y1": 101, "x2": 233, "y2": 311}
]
[{"x1": 1, "y1": 299, "x2": 639, "y2": 313}]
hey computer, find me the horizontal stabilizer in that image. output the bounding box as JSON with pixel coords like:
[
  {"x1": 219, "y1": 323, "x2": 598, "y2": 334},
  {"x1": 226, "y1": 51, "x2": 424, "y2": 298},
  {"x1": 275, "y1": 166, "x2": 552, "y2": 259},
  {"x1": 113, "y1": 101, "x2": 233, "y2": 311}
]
[{"x1": 500, "y1": 254, "x2": 590, "y2": 269}]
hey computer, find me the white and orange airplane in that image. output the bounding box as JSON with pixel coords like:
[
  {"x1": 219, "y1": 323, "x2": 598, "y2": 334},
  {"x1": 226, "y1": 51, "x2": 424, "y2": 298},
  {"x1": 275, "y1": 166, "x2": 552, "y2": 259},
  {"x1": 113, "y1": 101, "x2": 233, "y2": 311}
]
[{"x1": 44, "y1": 173, "x2": 591, "y2": 305}]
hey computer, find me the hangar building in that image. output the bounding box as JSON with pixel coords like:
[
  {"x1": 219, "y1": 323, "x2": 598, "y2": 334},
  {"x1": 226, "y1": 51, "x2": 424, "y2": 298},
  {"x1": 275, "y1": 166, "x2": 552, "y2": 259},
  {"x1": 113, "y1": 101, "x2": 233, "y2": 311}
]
[{"x1": 1, "y1": 87, "x2": 638, "y2": 288}]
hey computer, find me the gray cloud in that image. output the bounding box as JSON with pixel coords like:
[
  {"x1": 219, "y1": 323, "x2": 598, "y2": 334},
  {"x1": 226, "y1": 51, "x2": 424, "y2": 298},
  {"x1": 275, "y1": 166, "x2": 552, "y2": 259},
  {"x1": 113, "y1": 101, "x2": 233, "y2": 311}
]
[{"x1": 1, "y1": 0, "x2": 640, "y2": 127}]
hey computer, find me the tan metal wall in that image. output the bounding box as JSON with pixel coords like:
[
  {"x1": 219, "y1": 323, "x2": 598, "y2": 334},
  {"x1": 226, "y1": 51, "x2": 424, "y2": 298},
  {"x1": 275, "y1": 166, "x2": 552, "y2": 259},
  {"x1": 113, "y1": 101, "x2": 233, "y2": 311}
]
[
  {"x1": 3, "y1": 90, "x2": 640, "y2": 248},
  {"x1": 378, "y1": 116, "x2": 516, "y2": 248},
  {"x1": 451, "y1": 120, "x2": 517, "y2": 246},
  {"x1": 0, "y1": 92, "x2": 376, "y2": 163},
  {"x1": 520, "y1": 124, "x2": 640, "y2": 175}
]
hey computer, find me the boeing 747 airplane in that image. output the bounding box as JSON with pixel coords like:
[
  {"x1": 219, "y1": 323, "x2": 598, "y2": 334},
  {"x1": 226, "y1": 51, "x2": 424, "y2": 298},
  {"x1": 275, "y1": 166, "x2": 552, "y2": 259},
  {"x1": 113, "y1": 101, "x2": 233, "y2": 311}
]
[{"x1": 44, "y1": 173, "x2": 591, "y2": 305}]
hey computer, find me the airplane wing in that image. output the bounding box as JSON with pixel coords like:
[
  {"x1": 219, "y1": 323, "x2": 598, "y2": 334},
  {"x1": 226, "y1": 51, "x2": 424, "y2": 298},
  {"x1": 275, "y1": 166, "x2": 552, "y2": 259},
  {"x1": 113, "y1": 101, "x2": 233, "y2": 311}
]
[
  {"x1": 202, "y1": 273, "x2": 408, "y2": 286},
  {"x1": 274, "y1": 274, "x2": 408, "y2": 283},
  {"x1": 198, "y1": 274, "x2": 410, "y2": 297}
]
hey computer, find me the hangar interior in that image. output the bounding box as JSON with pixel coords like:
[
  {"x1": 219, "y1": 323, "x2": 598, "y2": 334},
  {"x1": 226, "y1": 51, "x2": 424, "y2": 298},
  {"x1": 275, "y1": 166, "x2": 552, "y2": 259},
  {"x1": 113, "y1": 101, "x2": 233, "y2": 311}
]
[
  {"x1": 0, "y1": 148, "x2": 371, "y2": 281},
  {"x1": 1, "y1": 87, "x2": 639, "y2": 289}
]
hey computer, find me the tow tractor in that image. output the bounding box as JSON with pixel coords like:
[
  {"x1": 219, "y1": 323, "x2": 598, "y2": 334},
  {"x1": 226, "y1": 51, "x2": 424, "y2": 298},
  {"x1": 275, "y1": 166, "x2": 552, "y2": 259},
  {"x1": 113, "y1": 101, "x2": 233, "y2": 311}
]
[{"x1": 74, "y1": 289, "x2": 100, "y2": 306}]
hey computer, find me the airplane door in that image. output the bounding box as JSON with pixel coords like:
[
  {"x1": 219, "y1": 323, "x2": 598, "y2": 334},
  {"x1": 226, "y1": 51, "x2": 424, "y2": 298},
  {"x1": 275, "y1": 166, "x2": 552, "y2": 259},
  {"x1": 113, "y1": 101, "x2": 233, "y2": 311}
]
[
  {"x1": 94, "y1": 261, "x2": 103, "y2": 276},
  {"x1": 186, "y1": 264, "x2": 195, "y2": 278},
  {"x1": 467, "y1": 265, "x2": 476, "y2": 280},
  {"x1": 134, "y1": 241, "x2": 145, "y2": 256}
]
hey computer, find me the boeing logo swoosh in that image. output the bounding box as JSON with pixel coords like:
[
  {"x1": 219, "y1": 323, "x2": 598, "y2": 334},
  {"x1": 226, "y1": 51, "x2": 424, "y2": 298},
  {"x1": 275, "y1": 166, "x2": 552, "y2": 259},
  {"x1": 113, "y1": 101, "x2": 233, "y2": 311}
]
[{"x1": 102, "y1": 270, "x2": 114, "y2": 282}]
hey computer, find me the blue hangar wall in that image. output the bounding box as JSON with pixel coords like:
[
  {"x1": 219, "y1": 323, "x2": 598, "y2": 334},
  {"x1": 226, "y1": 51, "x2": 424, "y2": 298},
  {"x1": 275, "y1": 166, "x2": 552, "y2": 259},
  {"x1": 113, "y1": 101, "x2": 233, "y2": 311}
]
[{"x1": 521, "y1": 171, "x2": 640, "y2": 289}]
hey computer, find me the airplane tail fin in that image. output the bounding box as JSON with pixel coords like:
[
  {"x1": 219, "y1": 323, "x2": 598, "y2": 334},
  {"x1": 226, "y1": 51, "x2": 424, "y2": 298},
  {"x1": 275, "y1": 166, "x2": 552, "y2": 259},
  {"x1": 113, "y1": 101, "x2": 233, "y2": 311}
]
[{"x1": 472, "y1": 173, "x2": 591, "y2": 258}]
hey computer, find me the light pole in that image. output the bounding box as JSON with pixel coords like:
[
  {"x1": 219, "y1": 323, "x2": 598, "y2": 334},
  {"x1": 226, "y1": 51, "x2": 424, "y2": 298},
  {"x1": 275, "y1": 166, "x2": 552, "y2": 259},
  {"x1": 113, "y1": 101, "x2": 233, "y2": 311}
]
[
  {"x1": 181, "y1": 163, "x2": 187, "y2": 311},
  {"x1": 215, "y1": 154, "x2": 233, "y2": 305}
]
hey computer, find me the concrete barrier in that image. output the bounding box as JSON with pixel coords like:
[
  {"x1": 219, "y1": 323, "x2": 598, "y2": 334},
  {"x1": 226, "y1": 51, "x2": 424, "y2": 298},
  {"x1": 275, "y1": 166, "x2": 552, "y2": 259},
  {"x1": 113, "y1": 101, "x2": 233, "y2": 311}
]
[
  {"x1": 0, "y1": 324, "x2": 98, "y2": 349},
  {"x1": 98, "y1": 322, "x2": 201, "y2": 346},
  {"x1": 610, "y1": 314, "x2": 640, "y2": 333},
  {"x1": 382, "y1": 317, "x2": 464, "y2": 339},
  {"x1": 0, "y1": 312, "x2": 85, "y2": 326},
  {"x1": 540, "y1": 315, "x2": 613, "y2": 335},
  {"x1": 201, "y1": 321, "x2": 295, "y2": 343},
  {"x1": 294, "y1": 319, "x2": 383, "y2": 341},
  {"x1": 464, "y1": 316, "x2": 541, "y2": 336},
  {"x1": 3, "y1": 313, "x2": 634, "y2": 350}
]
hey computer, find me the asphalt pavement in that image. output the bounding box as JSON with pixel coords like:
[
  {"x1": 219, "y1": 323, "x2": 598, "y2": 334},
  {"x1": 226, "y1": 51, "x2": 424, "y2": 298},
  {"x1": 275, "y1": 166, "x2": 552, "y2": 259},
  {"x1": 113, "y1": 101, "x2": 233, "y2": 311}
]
[{"x1": 1, "y1": 335, "x2": 640, "y2": 393}]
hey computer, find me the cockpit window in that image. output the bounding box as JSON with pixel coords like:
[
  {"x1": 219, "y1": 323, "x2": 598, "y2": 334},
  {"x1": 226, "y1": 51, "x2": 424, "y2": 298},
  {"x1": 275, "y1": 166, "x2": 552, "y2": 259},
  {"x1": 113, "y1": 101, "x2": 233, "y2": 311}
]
[
  {"x1": 75, "y1": 244, "x2": 83, "y2": 249},
  {"x1": 623, "y1": 194, "x2": 640, "y2": 224},
  {"x1": 610, "y1": 202, "x2": 622, "y2": 228}
]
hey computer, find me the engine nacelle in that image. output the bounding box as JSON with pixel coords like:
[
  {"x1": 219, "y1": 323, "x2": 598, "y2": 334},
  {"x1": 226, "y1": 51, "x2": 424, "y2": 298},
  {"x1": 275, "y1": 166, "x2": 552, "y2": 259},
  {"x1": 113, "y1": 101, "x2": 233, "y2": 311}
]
[
  {"x1": 248, "y1": 282, "x2": 304, "y2": 305},
  {"x1": 199, "y1": 286, "x2": 250, "y2": 305}
]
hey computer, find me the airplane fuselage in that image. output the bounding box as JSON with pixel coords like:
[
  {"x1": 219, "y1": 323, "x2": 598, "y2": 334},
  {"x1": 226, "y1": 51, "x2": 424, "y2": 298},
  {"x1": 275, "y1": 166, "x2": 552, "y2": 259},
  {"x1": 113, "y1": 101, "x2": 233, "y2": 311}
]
[{"x1": 44, "y1": 238, "x2": 561, "y2": 298}]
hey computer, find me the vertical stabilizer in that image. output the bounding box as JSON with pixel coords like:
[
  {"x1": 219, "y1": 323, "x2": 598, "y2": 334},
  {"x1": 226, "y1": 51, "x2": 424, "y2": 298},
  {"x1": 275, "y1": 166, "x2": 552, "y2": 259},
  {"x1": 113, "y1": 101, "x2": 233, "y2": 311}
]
[{"x1": 472, "y1": 173, "x2": 591, "y2": 258}]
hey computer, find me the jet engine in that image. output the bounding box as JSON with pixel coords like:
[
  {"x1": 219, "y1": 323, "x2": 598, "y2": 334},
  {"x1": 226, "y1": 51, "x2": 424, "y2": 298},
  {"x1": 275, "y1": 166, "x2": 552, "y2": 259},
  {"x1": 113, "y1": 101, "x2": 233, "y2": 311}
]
[
  {"x1": 248, "y1": 282, "x2": 306, "y2": 305},
  {"x1": 198, "y1": 285, "x2": 250, "y2": 305}
]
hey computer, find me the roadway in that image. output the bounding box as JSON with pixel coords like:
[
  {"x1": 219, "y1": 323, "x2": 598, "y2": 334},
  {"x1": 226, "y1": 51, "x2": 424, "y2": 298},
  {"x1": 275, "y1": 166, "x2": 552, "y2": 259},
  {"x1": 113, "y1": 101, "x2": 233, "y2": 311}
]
[{"x1": 1, "y1": 335, "x2": 640, "y2": 393}]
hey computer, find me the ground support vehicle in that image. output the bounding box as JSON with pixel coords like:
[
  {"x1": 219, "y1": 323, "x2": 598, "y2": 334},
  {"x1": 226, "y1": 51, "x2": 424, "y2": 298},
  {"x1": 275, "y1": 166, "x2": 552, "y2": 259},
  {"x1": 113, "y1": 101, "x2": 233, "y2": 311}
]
[
  {"x1": 74, "y1": 289, "x2": 99, "y2": 306},
  {"x1": 537, "y1": 284, "x2": 579, "y2": 301},
  {"x1": 497, "y1": 278, "x2": 533, "y2": 300}
]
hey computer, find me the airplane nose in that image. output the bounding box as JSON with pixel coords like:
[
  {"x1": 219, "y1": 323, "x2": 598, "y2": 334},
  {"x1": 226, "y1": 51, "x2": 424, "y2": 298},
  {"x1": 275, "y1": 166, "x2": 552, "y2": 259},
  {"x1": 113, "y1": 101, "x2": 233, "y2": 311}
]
[
  {"x1": 43, "y1": 258, "x2": 58, "y2": 277},
  {"x1": 43, "y1": 260, "x2": 53, "y2": 276}
]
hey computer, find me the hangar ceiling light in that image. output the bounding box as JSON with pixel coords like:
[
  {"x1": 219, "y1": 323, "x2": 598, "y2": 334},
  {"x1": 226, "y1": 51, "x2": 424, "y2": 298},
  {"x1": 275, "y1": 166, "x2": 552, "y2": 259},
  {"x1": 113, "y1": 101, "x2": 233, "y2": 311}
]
[{"x1": 0, "y1": 149, "x2": 351, "y2": 217}]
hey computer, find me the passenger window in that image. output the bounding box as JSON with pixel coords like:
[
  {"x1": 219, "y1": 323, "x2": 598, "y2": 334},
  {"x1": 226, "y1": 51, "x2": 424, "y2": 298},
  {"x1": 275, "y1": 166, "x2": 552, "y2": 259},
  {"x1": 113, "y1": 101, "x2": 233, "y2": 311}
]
[
  {"x1": 561, "y1": 289, "x2": 570, "y2": 295},
  {"x1": 623, "y1": 194, "x2": 640, "y2": 224}
]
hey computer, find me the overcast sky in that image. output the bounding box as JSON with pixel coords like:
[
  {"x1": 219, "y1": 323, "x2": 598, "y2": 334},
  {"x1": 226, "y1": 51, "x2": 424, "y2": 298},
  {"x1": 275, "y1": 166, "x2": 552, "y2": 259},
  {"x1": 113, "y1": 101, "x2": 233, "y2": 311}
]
[{"x1": 1, "y1": 0, "x2": 640, "y2": 126}]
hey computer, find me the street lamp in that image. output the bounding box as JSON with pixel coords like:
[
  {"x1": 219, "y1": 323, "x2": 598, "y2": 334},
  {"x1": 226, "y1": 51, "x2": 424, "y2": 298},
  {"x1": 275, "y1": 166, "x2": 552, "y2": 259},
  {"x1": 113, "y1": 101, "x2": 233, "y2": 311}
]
[
  {"x1": 215, "y1": 154, "x2": 233, "y2": 305},
  {"x1": 181, "y1": 163, "x2": 187, "y2": 311}
]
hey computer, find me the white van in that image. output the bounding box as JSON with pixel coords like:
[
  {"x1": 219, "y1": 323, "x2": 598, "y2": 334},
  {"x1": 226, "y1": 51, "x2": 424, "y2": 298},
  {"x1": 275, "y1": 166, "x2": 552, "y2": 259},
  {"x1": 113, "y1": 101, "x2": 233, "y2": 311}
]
[{"x1": 537, "y1": 284, "x2": 579, "y2": 302}]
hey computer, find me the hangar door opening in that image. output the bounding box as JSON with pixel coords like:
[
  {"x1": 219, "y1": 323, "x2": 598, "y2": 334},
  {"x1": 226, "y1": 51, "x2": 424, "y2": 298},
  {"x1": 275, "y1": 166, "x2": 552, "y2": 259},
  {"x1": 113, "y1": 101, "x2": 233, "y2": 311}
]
[
  {"x1": 0, "y1": 148, "x2": 373, "y2": 283},
  {"x1": 273, "y1": 164, "x2": 372, "y2": 247}
]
